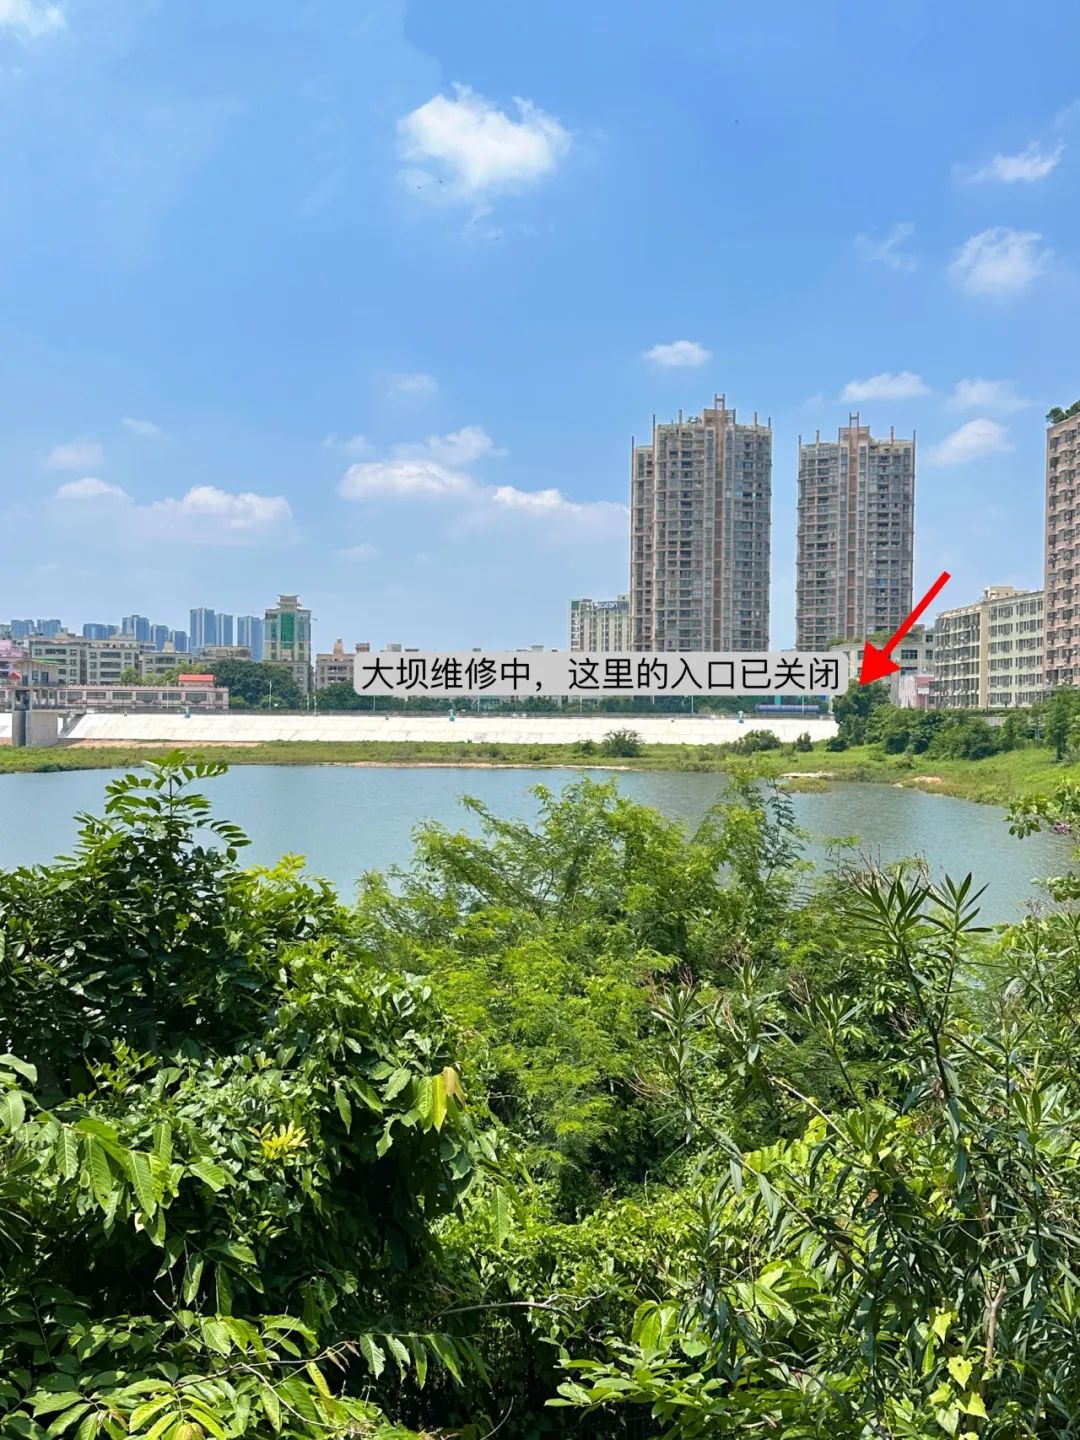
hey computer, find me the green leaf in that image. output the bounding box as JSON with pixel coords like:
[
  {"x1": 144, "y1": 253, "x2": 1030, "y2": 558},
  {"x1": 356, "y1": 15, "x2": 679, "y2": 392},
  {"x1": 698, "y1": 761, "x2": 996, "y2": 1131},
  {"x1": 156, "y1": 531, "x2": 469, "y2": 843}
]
[
  {"x1": 128, "y1": 1397, "x2": 173, "y2": 1429},
  {"x1": 333, "y1": 1087, "x2": 352, "y2": 1132},
  {"x1": 259, "y1": 1384, "x2": 281, "y2": 1433},
  {"x1": 45, "y1": 1404, "x2": 91, "y2": 1437},
  {"x1": 127, "y1": 1151, "x2": 156, "y2": 1217},
  {"x1": 188, "y1": 1160, "x2": 228, "y2": 1193},
  {"x1": 382, "y1": 1068, "x2": 412, "y2": 1101},
  {"x1": 385, "y1": 1335, "x2": 411, "y2": 1375},
  {"x1": 0, "y1": 1088, "x2": 26, "y2": 1131},
  {"x1": 407, "y1": 1336, "x2": 428, "y2": 1389},
  {"x1": 0, "y1": 1054, "x2": 37, "y2": 1082},
  {"x1": 31, "y1": 1394, "x2": 82, "y2": 1419},
  {"x1": 151, "y1": 1121, "x2": 173, "y2": 1163},
  {"x1": 215, "y1": 1265, "x2": 233, "y2": 1316},
  {"x1": 428, "y1": 1334, "x2": 463, "y2": 1385},
  {"x1": 144, "y1": 1414, "x2": 176, "y2": 1440},
  {"x1": 86, "y1": 1139, "x2": 113, "y2": 1212},
  {"x1": 305, "y1": 1363, "x2": 331, "y2": 1398},
  {"x1": 961, "y1": 1393, "x2": 988, "y2": 1420},
  {"x1": 430, "y1": 1073, "x2": 448, "y2": 1132},
  {"x1": 493, "y1": 1187, "x2": 512, "y2": 1245},
  {"x1": 59, "y1": 1130, "x2": 80, "y2": 1181},
  {"x1": 201, "y1": 1319, "x2": 232, "y2": 1356},
  {"x1": 356, "y1": 1334, "x2": 386, "y2": 1379},
  {"x1": 182, "y1": 1255, "x2": 204, "y2": 1305},
  {"x1": 932, "y1": 1309, "x2": 955, "y2": 1341},
  {"x1": 947, "y1": 1356, "x2": 973, "y2": 1388}
]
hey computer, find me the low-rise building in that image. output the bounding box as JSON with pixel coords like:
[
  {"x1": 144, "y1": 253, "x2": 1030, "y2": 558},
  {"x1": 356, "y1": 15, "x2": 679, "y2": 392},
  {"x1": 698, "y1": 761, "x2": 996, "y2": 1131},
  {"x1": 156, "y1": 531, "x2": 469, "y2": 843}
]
[
  {"x1": 831, "y1": 623, "x2": 934, "y2": 706},
  {"x1": 569, "y1": 596, "x2": 631, "y2": 652},
  {"x1": 85, "y1": 639, "x2": 150, "y2": 686},
  {"x1": 28, "y1": 633, "x2": 86, "y2": 685},
  {"x1": 316, "y1": 639, "x2": 370, "y2": 689},
  {"x1": 931, "y1": 586, "x2": 1044, "y2": 709},
  {"x1": 2, "y1": 684, "x2": 229, "y2": 712},
  {"x1": 140, "y1": 650, "x2": 194, "y2": 679}
]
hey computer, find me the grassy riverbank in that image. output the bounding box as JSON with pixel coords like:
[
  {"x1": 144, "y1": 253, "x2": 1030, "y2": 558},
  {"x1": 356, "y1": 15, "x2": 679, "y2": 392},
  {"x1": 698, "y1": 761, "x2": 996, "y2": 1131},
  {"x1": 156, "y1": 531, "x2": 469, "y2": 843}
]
[{"x1": 2, "y1": 735, "x2": 1077, "y2": 805}]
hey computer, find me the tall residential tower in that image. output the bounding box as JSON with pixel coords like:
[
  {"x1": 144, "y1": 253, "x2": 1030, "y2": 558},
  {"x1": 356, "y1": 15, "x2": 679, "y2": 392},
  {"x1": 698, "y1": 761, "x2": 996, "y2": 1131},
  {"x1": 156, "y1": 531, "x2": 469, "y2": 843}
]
[
  {"x1": 795, "y1": 416, "x2": 915, "y2": 650},
  {"x1": 1044, "y1": 404, "x2": 1080, "y2": 688},
  {"x1": 630, "y1": 394, "x2": 771, "y2": 651}
]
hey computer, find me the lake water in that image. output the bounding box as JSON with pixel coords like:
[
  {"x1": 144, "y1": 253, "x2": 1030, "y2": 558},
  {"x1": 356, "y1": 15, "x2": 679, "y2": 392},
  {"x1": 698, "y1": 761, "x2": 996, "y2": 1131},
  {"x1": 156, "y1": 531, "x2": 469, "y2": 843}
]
[{"x1": 0, "y1": 765, "x2": 1071, "y2": 925}]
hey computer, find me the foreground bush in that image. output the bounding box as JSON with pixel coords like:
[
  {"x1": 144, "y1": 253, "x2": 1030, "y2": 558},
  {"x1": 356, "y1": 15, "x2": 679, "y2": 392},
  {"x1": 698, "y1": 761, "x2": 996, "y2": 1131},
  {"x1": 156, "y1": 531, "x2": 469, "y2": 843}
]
[
  {"x1": 0, "y1": 756, "x2": 487, "y2": 1440},
  {"x1": 7, "y1": 756, "x2": 1080, "y2": 1436}
]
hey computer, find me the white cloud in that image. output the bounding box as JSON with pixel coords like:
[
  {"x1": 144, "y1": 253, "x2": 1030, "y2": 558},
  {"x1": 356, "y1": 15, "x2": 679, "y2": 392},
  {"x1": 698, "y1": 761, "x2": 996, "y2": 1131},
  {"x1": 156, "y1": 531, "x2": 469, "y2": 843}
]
[
  {"x1": 339, "y1": 459, "x2": 475, "y2": 501},
  {"x1": 55, "y1": 477, "x2": 126, "y2": 501},
  {"x1": 853, "y1": 221, "x2": 917, "y2": 271},
  {"x1": 644, "y1": 340, "x2": 711, "y2": 369},
  {"x1": 946, "y1": 378, "x2": 1032, "y2": 414},
  {"x1": 52, "y1": 479, "x2": 292, "y2": 545},
  {"x1": 121, "y1": 417, "x2": 168, "y2": 439},
  {"x1": 840, "y1": 371, "x2": 929, "y2": 402},
  {"x1": 969, "y1": 141, "x2": 1064, "y2": 184},
  {"x1": 397, "y1": 84, "x2": 571, "y2": 200},
  {"x1": 926, "y1": 418, "x2": 1013, "y2": 466},
  {"x1": 0, "y1": 0, "x2": 64, "y2": 37},
  {"x1": 395, "y1": 424, "x2": 504, "y2": 467},
  {"x1": 141, "y1": 486, "x2": 291, "y2": 541},
  {"x1": 949, "y1": 228, "x2": 1049, "y2": 298},
  {"x1": 47, "y1": 437, "x2": 105, "y2": 470},
  {"x1": 384, "y1": 372, "x2": 438, "y2": 398},
  {"x1": 485, "y1": 485, "x2": 625, "y2": 526},
  {"x1": 339, "y1": 542, "x2": 380, "y2": 562},
  {"x1": 323, "y1": 433, "x2": 370, "y2": 457},
  {"x1": 338, "y1": 435, "x2": 625, "y2": 535}
]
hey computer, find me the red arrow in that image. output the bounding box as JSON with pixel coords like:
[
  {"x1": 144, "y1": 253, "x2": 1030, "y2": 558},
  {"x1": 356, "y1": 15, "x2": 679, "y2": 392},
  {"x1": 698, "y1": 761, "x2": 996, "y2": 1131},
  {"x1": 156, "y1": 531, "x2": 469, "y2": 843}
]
[{"x1": 858, "y1": 571, "x2": 951, "y2": 685}]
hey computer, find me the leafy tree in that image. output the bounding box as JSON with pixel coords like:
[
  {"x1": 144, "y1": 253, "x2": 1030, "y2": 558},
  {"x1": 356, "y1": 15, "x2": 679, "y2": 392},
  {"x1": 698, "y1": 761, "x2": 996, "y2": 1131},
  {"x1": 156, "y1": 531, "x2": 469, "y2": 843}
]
[
  {"x1": 204, "y1": 659, "x2": 301, "y2": 709},
  {"x1": 1047, "y1": 399, "x2": 1080, "y2": 424},
  {"x1": 313, "y1": 682, "x2": 366, "y2": 710},
  {"x1": 831, "y1": 678, "x2": 890, "y2": 746},
  {"x1": 117, "y1": 665, "x2": 143, "y2": 685},
  {"x1": 1037, "y1": 686, "x2": 1080, "y2": 760}
]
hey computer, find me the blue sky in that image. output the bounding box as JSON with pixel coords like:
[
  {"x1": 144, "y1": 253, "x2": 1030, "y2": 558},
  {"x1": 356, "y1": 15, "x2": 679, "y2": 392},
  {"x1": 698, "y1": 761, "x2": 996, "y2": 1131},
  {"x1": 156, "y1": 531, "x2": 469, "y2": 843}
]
[{"x1": 1, "y1": 0, "x2": 1077, "y2": 651}]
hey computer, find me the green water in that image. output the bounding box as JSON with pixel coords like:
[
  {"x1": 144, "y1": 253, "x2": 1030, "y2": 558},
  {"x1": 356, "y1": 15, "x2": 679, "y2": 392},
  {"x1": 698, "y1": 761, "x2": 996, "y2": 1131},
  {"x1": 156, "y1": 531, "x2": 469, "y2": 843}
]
[{"x1": 0, "y1": 765, "x2": 1070, "y2": 924}]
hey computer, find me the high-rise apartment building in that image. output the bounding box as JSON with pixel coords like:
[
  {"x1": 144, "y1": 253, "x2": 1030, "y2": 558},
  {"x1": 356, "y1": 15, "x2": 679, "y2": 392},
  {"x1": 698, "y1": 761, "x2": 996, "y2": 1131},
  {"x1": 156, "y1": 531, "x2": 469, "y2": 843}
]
[
  {"x1": 170, "y1": 630, "x2": 188, "y2": 654},
  {"x1": 631, "y1": 395, "x2": 771, "y2": 651},
  {"x1": 122, "y1": 615, "x2": 152, "y2": 643},
  {"x1": 82, "y1": 623, "x2": 113, "y2": 640},
  {"x1": 189, "y1": 608, "x2": 217, "y2": 652},
  {"x1": 237, "y1": 616, "x2": 264, "y2": 661},
  {"x1": 569, "y1": 595, "x2": 631, "y2": 652},
  {"x1": 1044, "y1": 403, "x2": 1080, "y2": 687},
  {"x1": 264, "y1": 593, "x2": 312, "y2": 694},
  {"x1": 931, "y1": 586, "x2": 1044, "y2": 710},
  {"x1": 796, "y1": 417, "x2": 915, "y2": 650},
  {"x1": 218, "y1": 613, "x2": 234, "y2": 646}
]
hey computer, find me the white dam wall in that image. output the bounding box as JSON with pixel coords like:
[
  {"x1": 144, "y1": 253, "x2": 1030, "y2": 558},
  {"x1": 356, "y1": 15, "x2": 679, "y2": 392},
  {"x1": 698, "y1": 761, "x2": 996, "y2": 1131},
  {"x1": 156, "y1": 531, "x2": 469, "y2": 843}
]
[{"x1": 2, "y1": 711, "x2": 837, "y2": 747}]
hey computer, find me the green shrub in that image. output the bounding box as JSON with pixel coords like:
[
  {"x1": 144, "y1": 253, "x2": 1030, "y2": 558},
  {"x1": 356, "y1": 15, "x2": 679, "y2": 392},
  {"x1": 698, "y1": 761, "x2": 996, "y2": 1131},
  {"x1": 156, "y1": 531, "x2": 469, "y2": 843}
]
[{"x1": 600, "y1": 728, "x2": 643, "y2": 757}]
